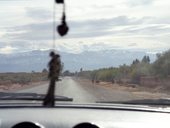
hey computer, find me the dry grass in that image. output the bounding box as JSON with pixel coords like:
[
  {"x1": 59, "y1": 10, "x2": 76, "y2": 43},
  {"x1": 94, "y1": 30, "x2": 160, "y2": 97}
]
[{"x1": 0, "y1": 72, "x2": 48, "y2": 91}]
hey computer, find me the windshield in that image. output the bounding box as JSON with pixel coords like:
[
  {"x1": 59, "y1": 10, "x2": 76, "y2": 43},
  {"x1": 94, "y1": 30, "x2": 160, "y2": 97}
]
[{"x1": 0, "y1": 0, "x2": 170, "y2": 106}]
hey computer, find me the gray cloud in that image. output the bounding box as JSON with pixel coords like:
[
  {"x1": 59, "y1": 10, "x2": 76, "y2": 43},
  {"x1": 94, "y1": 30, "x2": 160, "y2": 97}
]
[
  {"x1": 128, "y1": 43, "x2": 137, "y2": 47},
  {"x1": 3, "y1": 15, "x2": 170, "y2": 42},
  {"x1": 25, "y1": 7, "x2": 52, "y2": 20},
  {"x1": 127, "y1": 0, "x2": 154, "y2": 7},
  {"x1": 124, "y1": 25, "x2": 170, "y2": 36},
  {"x1": 1, "y1": 17, "x2": 170, "y2": 54},
  {"x1": 70, "y1": 16, "x2": 143, "y2": 29},
  {"x1": 4, "y1": 22, "x2": 53, "y2": 40},
  {"x1": 4, "y1": 16, "x2": 146, "y2": 40},
  {"x1": 0, "y1": 42, "x2": 7, "y2": 48}
]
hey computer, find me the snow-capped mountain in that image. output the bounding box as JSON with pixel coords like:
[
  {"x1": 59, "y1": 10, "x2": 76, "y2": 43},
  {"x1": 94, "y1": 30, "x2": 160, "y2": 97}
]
[{"x1": 0, "y1": 49, "x2": 156, "y2": 72}]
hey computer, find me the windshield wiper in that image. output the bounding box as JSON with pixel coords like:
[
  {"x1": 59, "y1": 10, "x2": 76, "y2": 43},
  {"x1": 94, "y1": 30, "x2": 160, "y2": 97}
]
[
  {"x1": 96, "y1": 98, "x2": 170, "y2": 106},
  {"x1": 0, "y1": 92, "x2": 73, "y2": 102}
]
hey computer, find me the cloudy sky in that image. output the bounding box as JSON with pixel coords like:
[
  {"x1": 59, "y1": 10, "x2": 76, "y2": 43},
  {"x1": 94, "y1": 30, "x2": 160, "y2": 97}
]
[{"x1": 0, "y1": 0, "x2": 170, "y2": 54}]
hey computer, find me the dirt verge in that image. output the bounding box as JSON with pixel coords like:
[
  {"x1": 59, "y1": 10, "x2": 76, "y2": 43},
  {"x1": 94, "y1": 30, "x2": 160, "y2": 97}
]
[
  {"x1": 75, "y1": 77, "x2": 170, "y2": 99},
  {"x1": 0, "y1": 81, "x2": 48, "y2": 92}
]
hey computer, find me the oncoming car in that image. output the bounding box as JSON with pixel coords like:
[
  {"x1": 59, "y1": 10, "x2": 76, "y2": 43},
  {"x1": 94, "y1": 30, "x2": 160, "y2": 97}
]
[{"x1": 0, "y1": 0, "x2": 170, "y2": 128}]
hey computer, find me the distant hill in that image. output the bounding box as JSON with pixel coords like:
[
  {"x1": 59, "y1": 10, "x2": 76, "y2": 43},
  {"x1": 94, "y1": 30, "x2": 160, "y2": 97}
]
[{"x1": 0, "y1": 49, "x2": 156, "y2": 72}]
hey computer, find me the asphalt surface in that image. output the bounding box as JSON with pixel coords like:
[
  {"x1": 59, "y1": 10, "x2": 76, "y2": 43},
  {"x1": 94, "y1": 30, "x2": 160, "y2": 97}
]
[{"x1": 14, "y1": 77, "x2": 142, "y2": 103}]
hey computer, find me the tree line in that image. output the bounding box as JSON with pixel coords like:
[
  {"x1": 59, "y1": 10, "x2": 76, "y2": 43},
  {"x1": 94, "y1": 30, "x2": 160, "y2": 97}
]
[{"x1": 77, "y1": 49, "x2": 170, "y2": 84}]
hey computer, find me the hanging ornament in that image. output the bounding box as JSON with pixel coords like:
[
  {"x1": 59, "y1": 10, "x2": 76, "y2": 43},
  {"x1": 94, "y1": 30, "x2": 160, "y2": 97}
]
[
  {"x1": 56, "y1": 0, "x2": 69, "y2": 36},
  {"x1": 43, "y1": 0, "x2": 68, "y2": 107},
  {"x1": 55, "y1": 0, "x2": 64, "y2": 4},
  {"x1": 57, "y1": 12, "x2": 69, "y2": 36}
]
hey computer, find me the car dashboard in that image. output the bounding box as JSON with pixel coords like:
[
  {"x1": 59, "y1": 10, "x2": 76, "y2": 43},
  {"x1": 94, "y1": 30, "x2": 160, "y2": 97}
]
[{"x1": 0, "y1": 103, "x2": 170, "y2": 128}]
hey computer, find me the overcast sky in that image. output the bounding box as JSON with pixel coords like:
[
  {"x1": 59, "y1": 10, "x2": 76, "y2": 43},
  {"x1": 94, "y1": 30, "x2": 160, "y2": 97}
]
[{"x1": 0, "y1": 0, "x2": 170, "y2": 54}]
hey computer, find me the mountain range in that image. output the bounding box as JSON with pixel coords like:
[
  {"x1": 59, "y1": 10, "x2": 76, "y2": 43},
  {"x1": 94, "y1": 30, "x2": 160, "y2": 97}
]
[{"x1": 0, "y1": 49, "x2": 157, "y2": 72}]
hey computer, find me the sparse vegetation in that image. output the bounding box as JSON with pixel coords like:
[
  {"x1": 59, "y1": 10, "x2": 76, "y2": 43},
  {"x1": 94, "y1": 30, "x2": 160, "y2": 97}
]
[
  {"x1": 0, "y1": 72, "x2": 48, "y2": 86},
  {"x1": 153, "y1": 50, "x2": 170, "y2": 77},
  {"x1": 77, "y1": 49, "x2": 170, "y2": 85}
]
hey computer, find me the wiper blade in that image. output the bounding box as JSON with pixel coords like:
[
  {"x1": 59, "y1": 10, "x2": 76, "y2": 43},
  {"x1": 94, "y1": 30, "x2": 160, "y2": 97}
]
[
  {"x1": 0, "y1": 92, "x2": 73, "y2": 102},
  {"x1": 96, "y1": 98, "x2": 170, "y2": 106}
]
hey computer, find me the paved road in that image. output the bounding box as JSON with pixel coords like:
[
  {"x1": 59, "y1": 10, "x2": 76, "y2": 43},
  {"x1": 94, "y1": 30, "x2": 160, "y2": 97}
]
[{"x1": 14, "y1": 77, "x2": 145, "y2": 103}]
